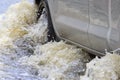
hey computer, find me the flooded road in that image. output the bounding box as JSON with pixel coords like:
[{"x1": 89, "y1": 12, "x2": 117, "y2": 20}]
[{"x1": 0, "y1": 0, "x2": 120, "y2": 80}]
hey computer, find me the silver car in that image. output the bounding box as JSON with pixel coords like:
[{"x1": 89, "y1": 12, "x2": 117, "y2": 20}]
[{"x1": 35, "y1": 0, "x2": 120, "y2": 56}]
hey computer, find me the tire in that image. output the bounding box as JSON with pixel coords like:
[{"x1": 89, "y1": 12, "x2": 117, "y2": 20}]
[{"x1": 35, "y1": 0, "x2": 58, "y2": 42}]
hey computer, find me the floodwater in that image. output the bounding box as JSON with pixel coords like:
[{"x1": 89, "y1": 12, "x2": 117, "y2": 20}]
[
  {"x1": 0, "y1": 0, "x2": 120, "y2": 80},
  {"x1": 0, "y1": 1, "x2": 90, "y2": 80},
  {"x1": 0, "y1": 0, "x2": 33, "y2": 14}
]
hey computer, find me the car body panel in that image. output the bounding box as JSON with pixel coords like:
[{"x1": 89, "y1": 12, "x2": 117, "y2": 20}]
[
  {"x1": 109, "y1": 0, "x2": 120, "y2": 50},
  {"x1": 49, "y1": 0, "x2": 91, "y2": 47},
  {"x1": 47, "y1": 0, "x2": 120, "y2": 55},
  {"x1": 88, "y1": 0, "x2": 110, "y2": 53}
]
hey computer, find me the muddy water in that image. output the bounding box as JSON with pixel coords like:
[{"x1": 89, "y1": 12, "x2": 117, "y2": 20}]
[
  {"x1": 0, "y1": 1, "x2": 90, "y2": 80},
  {"x1": 1, "y1": 1, "x2": 120, "y2": 80}
]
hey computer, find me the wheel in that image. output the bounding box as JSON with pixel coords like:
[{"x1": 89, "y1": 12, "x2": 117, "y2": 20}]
[{"x1": 35, "y1": 0, "x2": 58, "y2": 42}]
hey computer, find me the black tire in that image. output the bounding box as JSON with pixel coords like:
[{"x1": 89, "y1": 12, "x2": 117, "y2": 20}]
[{"x1": 35, "y1": 0, "x2": 58, "y2": 42}]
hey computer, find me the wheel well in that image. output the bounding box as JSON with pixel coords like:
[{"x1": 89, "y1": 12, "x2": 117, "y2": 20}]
[
  {"x1": 35, "y1": 0, "x2": 41, "y2": 5},
  {"x1": 35, "y1": 0, "x2": 60, "y2": 42}
]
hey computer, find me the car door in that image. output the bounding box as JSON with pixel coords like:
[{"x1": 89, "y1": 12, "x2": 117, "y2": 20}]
[
  {"x1": 53, "y1": 0, "x2": 90, "y2": 48},
  {"x1": 109, "y1": 0, "x2": 120, "y2": 50},
  {"x1": 88, "y1": 0, "x2": 110, "y2": 53}
]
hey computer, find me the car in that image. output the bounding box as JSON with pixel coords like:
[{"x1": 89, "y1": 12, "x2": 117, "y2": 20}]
[{"x1": 35, "y1": 0, "x2": 120, "y2": 56}]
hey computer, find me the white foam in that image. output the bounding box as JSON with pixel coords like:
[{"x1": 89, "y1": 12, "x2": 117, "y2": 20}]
[{"x1": 80, "y1": 53, "x2": 120, "y2": 80}]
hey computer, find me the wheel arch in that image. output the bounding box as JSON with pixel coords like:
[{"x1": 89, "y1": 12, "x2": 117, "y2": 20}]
[
  {"x1": 35, "y1": 0, "x2": 59, "y2": 41},
  {"x1": 35, "y1": 0, "x2": 41, "y2": 5}
]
